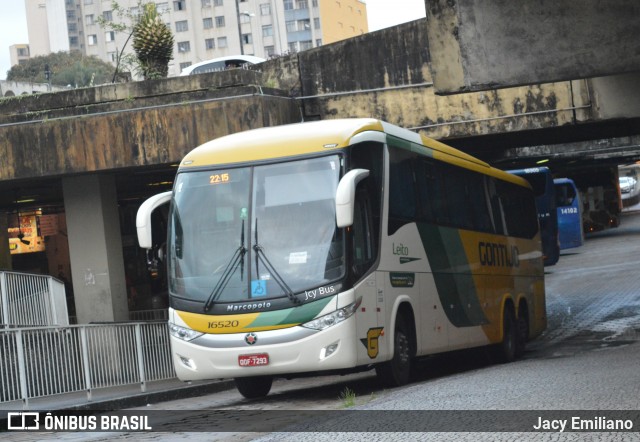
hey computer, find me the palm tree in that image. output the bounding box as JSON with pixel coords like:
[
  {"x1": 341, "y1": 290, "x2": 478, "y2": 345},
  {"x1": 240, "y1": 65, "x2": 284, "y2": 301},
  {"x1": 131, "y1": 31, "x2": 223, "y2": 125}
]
[{"x1": 132, "y1": 3, "x2": 174, "y2": 79}]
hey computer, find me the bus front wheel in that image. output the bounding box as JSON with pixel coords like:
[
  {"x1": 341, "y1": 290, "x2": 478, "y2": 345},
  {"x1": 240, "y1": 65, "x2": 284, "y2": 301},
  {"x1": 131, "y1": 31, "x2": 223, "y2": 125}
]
[
  {"x1": 234, "y1": 376, "x2": 273, "y2": 399},
  {"x1": 376, "y1": 314, "x2": 412, "y2": 387}
]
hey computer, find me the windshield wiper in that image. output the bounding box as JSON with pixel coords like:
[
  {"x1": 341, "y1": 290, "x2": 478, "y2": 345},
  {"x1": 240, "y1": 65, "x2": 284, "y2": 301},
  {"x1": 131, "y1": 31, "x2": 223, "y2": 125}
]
[
  {"x1": 204, "y1": 220, "x2": 246, "y2": 312},
  {"x1": 253, "y1": 218, "x2": 301, "y2": 305}
]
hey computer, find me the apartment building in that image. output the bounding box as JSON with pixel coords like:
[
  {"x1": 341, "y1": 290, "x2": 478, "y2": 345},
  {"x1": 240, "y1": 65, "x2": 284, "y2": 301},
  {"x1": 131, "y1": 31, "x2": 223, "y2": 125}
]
[
  {"x1": 24, "y1": 0, "x2": 368, "y2": 77},
  {"x1": 9, "y1": 45, "x2": 31, "y2": 68}
]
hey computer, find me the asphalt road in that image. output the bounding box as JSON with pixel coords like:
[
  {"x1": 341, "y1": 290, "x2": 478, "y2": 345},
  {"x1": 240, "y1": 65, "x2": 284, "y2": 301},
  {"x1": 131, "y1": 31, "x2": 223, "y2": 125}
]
[{"x1": 7, "y1": 211, "x2": 640, "y2": 442}]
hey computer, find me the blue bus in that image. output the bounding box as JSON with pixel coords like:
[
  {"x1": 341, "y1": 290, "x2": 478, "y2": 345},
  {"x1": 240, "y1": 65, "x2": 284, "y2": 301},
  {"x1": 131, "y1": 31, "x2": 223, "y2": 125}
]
[
  {"x1": 554, "y1": 178, "x2": 584, "y2": 250},
  {"x1": 508, "y1": 167, "x2": 560, "y2": 266}
]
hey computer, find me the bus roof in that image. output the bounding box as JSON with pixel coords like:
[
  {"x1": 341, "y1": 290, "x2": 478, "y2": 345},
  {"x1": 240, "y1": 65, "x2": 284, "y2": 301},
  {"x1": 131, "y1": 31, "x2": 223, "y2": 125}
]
[{"x1": 179, "y1": 118, "x2": 528, "y2": 186}]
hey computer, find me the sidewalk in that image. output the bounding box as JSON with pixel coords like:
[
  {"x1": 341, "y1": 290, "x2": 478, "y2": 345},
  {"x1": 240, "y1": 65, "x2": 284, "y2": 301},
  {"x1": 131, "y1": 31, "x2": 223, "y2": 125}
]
[{"x1": 0, "y1": 378, "x2": 235, "y2": 412}]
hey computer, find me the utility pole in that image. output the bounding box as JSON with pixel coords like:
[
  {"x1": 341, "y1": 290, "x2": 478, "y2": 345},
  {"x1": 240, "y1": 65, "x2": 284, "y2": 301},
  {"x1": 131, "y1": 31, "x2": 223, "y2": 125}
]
[
  {"x1": 235, "y1": 0, "x2": 244, "y2": 55},
  {"x1": 44, "y1": 64, "x2": 52, "y2": 92}
]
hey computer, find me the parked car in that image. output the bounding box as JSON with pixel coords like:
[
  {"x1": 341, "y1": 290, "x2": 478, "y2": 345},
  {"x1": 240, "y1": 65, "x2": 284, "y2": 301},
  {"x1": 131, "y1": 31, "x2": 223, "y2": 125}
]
[
  {"x1": 179, "y1": 55, "x2": 266, "y2": 76},
  {"x1": 619, "y1": 176, "x2": 637, "y2": 194}
]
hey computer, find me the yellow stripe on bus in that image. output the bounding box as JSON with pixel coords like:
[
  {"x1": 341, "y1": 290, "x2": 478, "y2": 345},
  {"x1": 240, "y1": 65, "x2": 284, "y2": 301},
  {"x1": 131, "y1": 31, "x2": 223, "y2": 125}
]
[{"x1": 176, "y1": 310, "x2": 297, "y2": 334}]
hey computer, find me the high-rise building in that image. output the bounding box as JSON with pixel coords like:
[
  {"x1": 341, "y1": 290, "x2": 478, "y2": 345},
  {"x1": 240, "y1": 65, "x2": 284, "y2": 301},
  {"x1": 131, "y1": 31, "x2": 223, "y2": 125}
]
[
  {"x1": 25, "y1": 0, "x2": 74, "y2": 56},
  {"x1": 24, "y1": 0, "x2": 368, "y2": 77},
  {"x1": 9, "y1": 44, "x2": 31, "y2": 68}
]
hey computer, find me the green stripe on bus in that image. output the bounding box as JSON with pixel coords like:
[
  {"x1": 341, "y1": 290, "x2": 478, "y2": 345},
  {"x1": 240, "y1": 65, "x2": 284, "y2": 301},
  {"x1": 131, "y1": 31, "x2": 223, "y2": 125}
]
[
  {"x1": 248, "y1": 296, "x2": 334, "y2": 327},
  {"x1": 387, "y1": 135, "x2": 434, "y2": 158},
  {"x1": 417, "y1": 223, "x2": 488, "y2": 327}
]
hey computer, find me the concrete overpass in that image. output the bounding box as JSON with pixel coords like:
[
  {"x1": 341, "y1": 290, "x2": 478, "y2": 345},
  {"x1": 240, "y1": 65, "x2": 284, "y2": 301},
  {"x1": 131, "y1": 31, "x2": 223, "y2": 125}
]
[{"x1": 1, "y1": 2, "x2": 639, "y2": 323}]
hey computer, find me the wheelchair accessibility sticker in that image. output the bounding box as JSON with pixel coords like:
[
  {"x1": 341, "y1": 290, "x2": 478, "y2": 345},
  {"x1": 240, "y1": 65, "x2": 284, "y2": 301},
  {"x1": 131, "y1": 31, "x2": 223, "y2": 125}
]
[{"x1": 251, "y1": 280, "x2": 267, "y2": 297}]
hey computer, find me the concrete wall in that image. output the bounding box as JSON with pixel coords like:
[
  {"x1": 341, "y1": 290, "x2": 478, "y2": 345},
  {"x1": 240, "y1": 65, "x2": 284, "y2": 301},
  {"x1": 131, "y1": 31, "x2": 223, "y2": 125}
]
[
  {"x1": 1, "y1": 17, "x2": 639, "y2": 186},
  {"x1": 590, "y1": 73, "x2": 640, "y2": 120},
  {"x1": 0, "y1": 81, "x2": 60, "y2": 97},
  {"x1": 259, "y1": 20, "x2": 594, "y2": 141},
  {"x1": 425, "y1": 0, "x2": 640, "y2": 94},
  {"x1": 0, "y1": 70, "x2": 301, "y2": 181}
]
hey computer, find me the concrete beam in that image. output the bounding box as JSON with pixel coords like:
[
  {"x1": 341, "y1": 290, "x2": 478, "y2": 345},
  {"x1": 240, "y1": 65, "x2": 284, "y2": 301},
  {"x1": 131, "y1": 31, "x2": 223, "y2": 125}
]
[
  {"x1": 0, "y1": 88, "x2": 299, "y2": 182},
  {"x1": 496, "y1": 134, "x2": 640, "y2": 166},
  {"x1": 425, "y1": 0, "x2": 640, "y2": 94}
]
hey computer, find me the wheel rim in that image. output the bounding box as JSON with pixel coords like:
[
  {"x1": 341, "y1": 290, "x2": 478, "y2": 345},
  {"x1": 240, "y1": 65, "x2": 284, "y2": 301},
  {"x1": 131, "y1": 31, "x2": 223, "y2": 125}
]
[
  {"x1": 397, "y1": 332, "x2": 410, "y2": 365},
  {"x1": 505, "y1": 310, "x2": 516, "y2": 356}
]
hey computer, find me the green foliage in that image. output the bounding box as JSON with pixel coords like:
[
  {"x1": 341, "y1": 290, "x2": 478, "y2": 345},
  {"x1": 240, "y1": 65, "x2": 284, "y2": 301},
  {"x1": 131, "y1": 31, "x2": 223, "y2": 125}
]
[
  {"x1": 132, "y1": 3, "x2": 174, "y2": 79},
  {"x1": 6, "y1": 52, "x2": 114, "y2": 87},
  {"x1": 339, "y1": 387, "x2": 356, "y2": 408},
  {"x1": 96, "y1": 1, "x2": 142, "y2": 81},
  {"x1": 97, "y1": 1, "x2": 174, "y2": 81}
]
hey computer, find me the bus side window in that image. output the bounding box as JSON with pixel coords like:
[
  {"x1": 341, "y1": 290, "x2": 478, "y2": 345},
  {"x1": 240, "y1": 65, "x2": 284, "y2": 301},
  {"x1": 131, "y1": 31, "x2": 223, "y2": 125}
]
[
  {"x1": 496, "y1": 180, "x2": 538, "y2": 239},
  {"x1": 441, "y1": 164, "x2": 474, "y2": 230},
  {"x1": 556, "y1": 183, "x2": 576, "y2": 207},
  {"x1": 388, "y1": 147, "x2": 417, "y2": 234},
  {"x1": 468, "y1": 174, "x2": 493, "y2": 233},
  {"x1": 487, "y1": 178, "x2": 506, "y2": 235},
  {"x1": 416, "y1": 159, "x2": 445, "y2": 224}
]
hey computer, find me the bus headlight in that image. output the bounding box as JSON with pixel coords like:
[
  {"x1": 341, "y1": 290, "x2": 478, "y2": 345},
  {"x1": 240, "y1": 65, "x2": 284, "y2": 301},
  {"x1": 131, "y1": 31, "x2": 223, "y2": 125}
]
[
  {"x1": 169, "y1": 323, "x2": 204, "y2": 342},
  {"x1": 301, "y1": 303, "x2": 357, "y2": 331}
]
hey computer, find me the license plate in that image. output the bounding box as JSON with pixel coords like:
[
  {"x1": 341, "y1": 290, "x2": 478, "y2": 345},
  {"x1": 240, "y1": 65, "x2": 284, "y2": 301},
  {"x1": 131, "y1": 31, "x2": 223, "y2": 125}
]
[{"x1": 238, "y1": 353, "x2": 269, "y2": 367}]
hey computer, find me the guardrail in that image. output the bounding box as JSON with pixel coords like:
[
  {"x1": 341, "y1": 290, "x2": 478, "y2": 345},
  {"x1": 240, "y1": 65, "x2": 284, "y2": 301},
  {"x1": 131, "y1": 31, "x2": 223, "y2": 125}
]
[
  {"x1": 0, "y1": 271, "x2": 68, "y2": 327},
  {"x1": 0, "y1": 322, "x2": 175, "y2": 409},
  {"x1": 129, "y1": 308, "x2": 169, "y2": 322}
]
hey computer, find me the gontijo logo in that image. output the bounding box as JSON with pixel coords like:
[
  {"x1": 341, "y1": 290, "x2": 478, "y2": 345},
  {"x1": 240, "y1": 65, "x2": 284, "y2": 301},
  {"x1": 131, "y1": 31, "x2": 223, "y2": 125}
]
[{"x1": 478, "y1": 242, "x2": 520, "y2": 268}]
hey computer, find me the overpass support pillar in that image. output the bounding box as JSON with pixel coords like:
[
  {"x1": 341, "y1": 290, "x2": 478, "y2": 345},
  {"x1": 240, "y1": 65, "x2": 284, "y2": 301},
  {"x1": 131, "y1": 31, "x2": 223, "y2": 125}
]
[
  {"x1": 63, "y1": 174, "x2": 127, "y2": 324},
  {"x1": 0, "y1": 213, "x2": 11, "y2": 270}
]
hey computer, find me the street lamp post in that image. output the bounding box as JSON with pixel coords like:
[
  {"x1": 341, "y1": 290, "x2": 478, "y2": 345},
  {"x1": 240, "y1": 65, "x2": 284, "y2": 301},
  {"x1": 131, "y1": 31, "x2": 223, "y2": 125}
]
[{"x1": 234, "y1": 0, "x2": 244, "y2": 55}]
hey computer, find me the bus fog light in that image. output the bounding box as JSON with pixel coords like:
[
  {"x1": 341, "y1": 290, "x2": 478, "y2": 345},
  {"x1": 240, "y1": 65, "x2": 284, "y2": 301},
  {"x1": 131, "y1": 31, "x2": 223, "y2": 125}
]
[
  {"x1": 179, "y1": 355, "x2": 196, "y2": 369},
  {"x1": 320, "y1": 342, "x2": 339, "y2": 359}
]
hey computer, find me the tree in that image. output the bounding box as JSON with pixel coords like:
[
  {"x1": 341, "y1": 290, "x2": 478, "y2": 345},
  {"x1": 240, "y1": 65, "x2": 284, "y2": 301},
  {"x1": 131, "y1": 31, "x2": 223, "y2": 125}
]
[
  {"x1": 132, "y1": 3, "x2": 174, "y2": 79},
  {"x1": 98, "y1": 1, "x2": 174, "y2": 81},
  {"x1": 6, "y1": 52, "x2": 114, "y2": 87}
]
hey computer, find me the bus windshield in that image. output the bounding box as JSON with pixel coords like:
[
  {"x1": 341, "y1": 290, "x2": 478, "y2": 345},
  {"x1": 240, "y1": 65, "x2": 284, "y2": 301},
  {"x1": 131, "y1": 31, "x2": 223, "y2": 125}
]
[{"x1": 167, "y1": 155, "x2": 344, "y2": 306}]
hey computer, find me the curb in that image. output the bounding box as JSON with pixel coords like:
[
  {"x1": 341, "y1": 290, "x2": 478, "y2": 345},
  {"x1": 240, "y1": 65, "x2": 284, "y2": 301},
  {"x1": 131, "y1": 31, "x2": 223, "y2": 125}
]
[{"x1": 69, "y1": 380, "x2": 237, "y2": 411}]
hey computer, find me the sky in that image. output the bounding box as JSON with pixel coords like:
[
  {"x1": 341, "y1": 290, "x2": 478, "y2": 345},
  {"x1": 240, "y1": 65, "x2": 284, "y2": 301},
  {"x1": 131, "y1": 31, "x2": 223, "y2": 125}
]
[{"x1": 0, "y1": 0, "x2": 426, "y2": 81}]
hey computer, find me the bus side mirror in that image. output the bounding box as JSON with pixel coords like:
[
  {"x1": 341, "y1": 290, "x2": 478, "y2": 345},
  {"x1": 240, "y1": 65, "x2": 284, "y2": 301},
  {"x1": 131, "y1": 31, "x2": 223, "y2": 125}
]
[
  {"x1": 335, "y1": 169, "x2": 370, "y2": 228},
  {"x1": 136, "y1": 191, "x2": 172, "y2": 249}
]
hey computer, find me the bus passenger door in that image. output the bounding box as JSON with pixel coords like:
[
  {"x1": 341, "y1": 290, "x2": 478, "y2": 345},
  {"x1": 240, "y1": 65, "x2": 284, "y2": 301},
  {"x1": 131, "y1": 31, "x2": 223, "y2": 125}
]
[{"x1": 349, "y1": 141, "x2": 385, "y2": 364}]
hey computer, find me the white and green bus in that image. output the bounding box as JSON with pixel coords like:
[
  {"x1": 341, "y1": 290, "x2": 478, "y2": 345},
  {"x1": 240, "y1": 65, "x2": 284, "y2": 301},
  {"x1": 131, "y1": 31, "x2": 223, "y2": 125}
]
[{"x1": 137, "y1": 118, "x2": 546, "y2": 398}]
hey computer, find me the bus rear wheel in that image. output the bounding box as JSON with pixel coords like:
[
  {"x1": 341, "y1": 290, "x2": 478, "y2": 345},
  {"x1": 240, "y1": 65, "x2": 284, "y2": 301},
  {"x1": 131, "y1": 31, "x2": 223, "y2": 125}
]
[
  {"x1": 496, "y1": 305, "x2": 517, "y2": 363},
  {"x1": 234, "y1": 376, "x2": 273, "y2": 399},
  {"x1": 376, "y1": 314, "x2": 412, "y2": 387},
  {"x1": 515, "y1": 306, "x2": 529, "y2": 358}
]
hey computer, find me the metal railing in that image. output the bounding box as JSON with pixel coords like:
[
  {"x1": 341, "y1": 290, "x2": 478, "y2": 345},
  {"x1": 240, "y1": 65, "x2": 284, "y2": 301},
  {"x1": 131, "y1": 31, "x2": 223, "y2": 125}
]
[
  {"x1": 129, "y1": 308, "x2": 169, "y2": 322},
  {"x1": 0, "y1": 322, "x2": 175, "y2": 409},
  {"x1": 0, "y1": 271, "x2": 69, "y2": 327}
]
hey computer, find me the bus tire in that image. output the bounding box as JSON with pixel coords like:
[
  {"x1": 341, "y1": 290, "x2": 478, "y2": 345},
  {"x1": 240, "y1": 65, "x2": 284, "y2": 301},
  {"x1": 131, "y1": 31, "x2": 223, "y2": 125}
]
[
  {"x1": 496, "y1": 305, "x2": 517, "y2": 363},
  {"x1": 375, "y1": 314, "x2": 412, "y2": 387},
  {"x1": 515, "y1": 305, "x2": 529, "y2": 358},
  {"x1": 234, "y1": 376, "x2": 273, "y2": 399}
]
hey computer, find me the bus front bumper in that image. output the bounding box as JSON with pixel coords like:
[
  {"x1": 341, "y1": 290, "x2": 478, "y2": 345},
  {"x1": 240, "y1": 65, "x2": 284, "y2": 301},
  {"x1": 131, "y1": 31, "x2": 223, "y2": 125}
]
[{"x1": 170, "y1": 317, "x2": 359, "y2": 380}]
